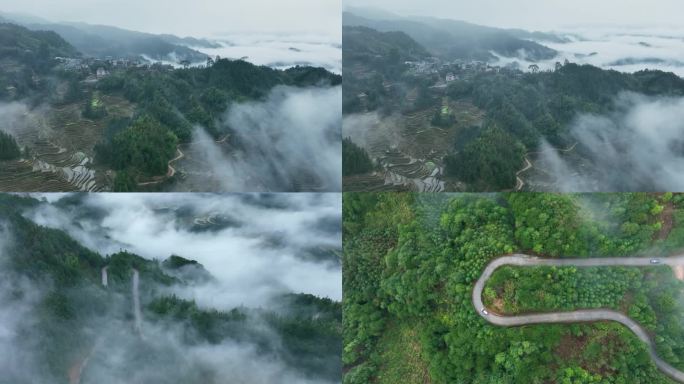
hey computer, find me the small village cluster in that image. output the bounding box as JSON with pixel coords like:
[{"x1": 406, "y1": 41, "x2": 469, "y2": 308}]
[{"x1": 53, "y1": 54, "x2": 223, "y2": 79}]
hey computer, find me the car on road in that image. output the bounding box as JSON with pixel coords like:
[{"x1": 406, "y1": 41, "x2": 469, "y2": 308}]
[
  {"x1": 650, "y1": 259, "x2": 661, "y2": 264},
  {"x1": 481, "y1": 308, "x2": 489, "y2": 315}
]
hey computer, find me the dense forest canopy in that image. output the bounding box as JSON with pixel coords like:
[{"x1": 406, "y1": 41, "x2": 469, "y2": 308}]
[
  {"x1": 343, "y1": 192, "x2": 684, "y2": 383},
  {"x1": 342, "y1": 137, "x2": 374, "y2": 176},
  {"x1": 0, "y1": 130, "x2": 22, "y2": 160},
  {"x1": 92, "y1": 59, "x2": 340, "y2": 190},
  {"x1": 0, "y1": 23, "x2": 79, "y2": 101}
]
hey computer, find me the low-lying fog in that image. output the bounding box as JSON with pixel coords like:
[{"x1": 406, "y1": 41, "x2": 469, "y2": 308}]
[
  {"x1": 181, "y1": 85, "x2": 342, "y2": 192},
  {"x1": 498, "y1": 27, "x2": 684, "y2": 77},
  {"x1": 27, "y1": 193, "x2": 342, "y2": 309},
  {"x1": 195, "y1": 33, "x2": 342, "y2": 74},
  {"x1": 537, "y1": 93, "x2": 684, "y2": 191},
  {"x1": 2, "y1": 193, "x2": 341, "y2": 384}
]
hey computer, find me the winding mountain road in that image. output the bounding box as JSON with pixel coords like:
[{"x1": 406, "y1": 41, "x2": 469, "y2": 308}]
[
  {"x1": 473, "y1": 254, "x2": 684, "y2": 383},
  {"x1": 515, "y1": 157, "x2": 532, "y2": 191}
]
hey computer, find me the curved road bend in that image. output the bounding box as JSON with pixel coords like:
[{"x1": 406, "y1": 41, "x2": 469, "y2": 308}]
[
  {"x1": 515, "y1": 157, "x2": 532, "y2": 191},
  {"x1": 473, "y1": 254, "x2": 684, "y2": 383}
]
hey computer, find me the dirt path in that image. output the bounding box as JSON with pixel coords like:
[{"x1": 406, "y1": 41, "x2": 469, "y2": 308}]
[
  {"x1": 515, "y1": 142, "x2": 577, "y2": 191},
  {"x1": 166, "y1": 147, "x2": 184, "y2": 178},
  {"x1": 473, "y1": 254, "x2": 684, "y2": 383},
  {"x1": 137, "y1": 146, "x2": 184, "y2": 186},
  {"x1": 515, "y1": 157, "x2": 532, "y2": 191},
  {"x1": 216, "y1": 134, "x2": 229, "y2": 144},
  {"x1": 68, "y1": 348, "x2": 95, "y2": 384},
  {"x1": 656, "y1": 201, "x2": 675, "y2": 240}
]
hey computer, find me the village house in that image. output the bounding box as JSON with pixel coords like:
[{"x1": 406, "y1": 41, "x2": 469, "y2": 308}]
[{"x1": 95, "y1": 67, "x2": 109, "y2": 79}]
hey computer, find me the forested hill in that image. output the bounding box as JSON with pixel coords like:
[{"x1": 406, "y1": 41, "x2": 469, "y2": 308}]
[
  {"x1": 0, "y1": 18, "x2": 341, "y2": 191},
  {"x1": 343, "y1": 11, "x2": 557, "y2": 61},
  {"x1": 343, "y1": 26, "x2": 430, "y2": 64},
  {"x1": 92, "y1": 59, "x2": 340, "y2": 191},
  {"x1": 0, "y1": 22, "x2": 79, "y2": 102},
  {"x1": 0, "y1": 22, "x2": 79, "y2": 68},
  {"x1": 0, "y1": 13, "x2": 213, "y2": 62},
  {"x1": 440, "y1": 63, "x2": 684, "y2": 189},
  {"x1": 0, "y1": 194, "x2": 342, "y2": 383},
  {"x1": 343, "y1": 192, "x2": 684, "y2": 384},
  {"x1": 23, "y1": 22, "x2": 209, "y2": 62},
  {"x1": 343, "y1": 28, "x2": 684, "y2": 190}
]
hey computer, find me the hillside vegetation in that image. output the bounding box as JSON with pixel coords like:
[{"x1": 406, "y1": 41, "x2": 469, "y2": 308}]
[
  {"x1": 343, "y1": 192, "x2": 684, "y2": 383},
  {"x1": 342, "y1": 23, "x2": 684, "y2": 190}
]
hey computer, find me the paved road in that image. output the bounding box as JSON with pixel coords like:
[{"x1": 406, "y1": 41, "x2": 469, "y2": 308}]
[{"x1": 472, "y1": 254, "x2": 684, "y2": 383}]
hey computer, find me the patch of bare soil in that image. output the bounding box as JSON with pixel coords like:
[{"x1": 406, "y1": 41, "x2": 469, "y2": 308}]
[
  {"x1": 555, "y1": 334, "x2": 588, "y2": 362},
  {"x1": 655, "y1": 201, "x2": 675, "y2": 240},
  {"x1": 674, "y1": 265, "x2": 684, "y2": 281}
]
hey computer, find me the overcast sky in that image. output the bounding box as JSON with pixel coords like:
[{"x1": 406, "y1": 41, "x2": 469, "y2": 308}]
[
  {"x1": 345, "y1": 0, "x2": 683, "y2": 31},
  {"x1": 0, "y1": 0, "x2": 341, "y2": 38}
]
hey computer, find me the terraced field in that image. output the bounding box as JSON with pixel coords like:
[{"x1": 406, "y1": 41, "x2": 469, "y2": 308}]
[
  {"x1": 0, "y1": 93, "x2": 134, "y2": 192},
  {"x1": 344, "y1": 98, "x2": 485, "y2": 192}
]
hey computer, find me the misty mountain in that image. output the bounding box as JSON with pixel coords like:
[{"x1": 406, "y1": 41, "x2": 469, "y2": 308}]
[
  {"x1": 0, "y1": 194, "x2": 341, "y2": 383},
  {"x1": 0, "y1": 13, "x2": 212, "y2": 62},
  {"x1": 0, "y1": 22, "x2": 79, "y2": 61},
  {"x1": 343, "y1": 26, "x2": 430, "y2": 63},
  {"x1": 343, "y1": 11, "x2": 558, "y2": 62},
  {"x1": 0, "y1": 22, "x2": 79, "y2": 101},
  {"x1": 30, "y1": 23, "x2": 208, "y2": 62}
]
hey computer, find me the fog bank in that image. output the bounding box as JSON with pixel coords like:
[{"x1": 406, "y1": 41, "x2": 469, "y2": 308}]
[
  {"x1": 27, "y1": 193, "x2": 342, "y2": 308},
  {"x1": 196, "y1": 33, "x2": 341, "y2": 74},
  {"x1": 538, "y1": 93, "x2": 684, "y2": 191},
  {"x1": 182, "y1": 86, "x2": 342, "y2": 192}
]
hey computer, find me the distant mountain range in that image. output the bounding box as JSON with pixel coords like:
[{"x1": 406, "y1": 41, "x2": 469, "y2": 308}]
[
  {"x1": 0, "y1": 12, "x2": 214, "y2": 62},
  {"x1": 343, "y1": 8, "x2": 562, "y2": 62},
  {"x1": 343, "y1": 26, "x2": 430, "y2": 63}
]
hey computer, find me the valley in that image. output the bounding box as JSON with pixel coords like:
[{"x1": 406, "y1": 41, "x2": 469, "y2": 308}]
[
  {"x1": 0, "y1": 20, "x2": 342, "y2": 192},
  {"x1": 341, "y1": 10, "x2": 684, "y2": 192}
]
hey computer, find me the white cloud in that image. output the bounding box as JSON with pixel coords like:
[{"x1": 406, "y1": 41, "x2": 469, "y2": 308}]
[
  {"x1": 0, "y1": 0, "x2": 341, "y2": 39},
  {"x1": 537, "y1": 93, "x2": 684, "y2": 191},
  {"x1": 196, "y1": 33, "x2": 341, "y2": 73},
  {"x1": 344, "y1": 0, "x2": 683, "y2": 31},
  {"x1": 26, "y1": 193, "x2": 342, "y2": 309},
  {"x1": 181, "y1": 86, "x2": 342, "y2": 192}
]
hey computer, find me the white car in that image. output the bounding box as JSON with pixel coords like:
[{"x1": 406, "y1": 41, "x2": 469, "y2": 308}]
[
  {"x1": 650, "y1": 259, "x2": 661, "y2": 264},
  {"x1": 481, "y1": 308, "x2": 489, "y2": 315}
]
